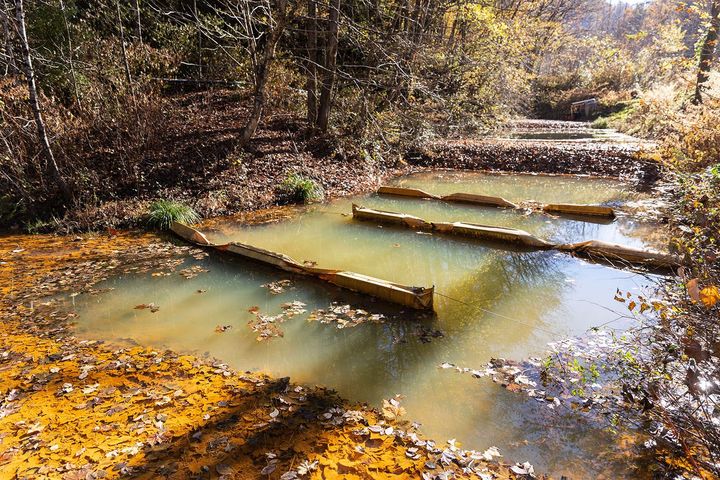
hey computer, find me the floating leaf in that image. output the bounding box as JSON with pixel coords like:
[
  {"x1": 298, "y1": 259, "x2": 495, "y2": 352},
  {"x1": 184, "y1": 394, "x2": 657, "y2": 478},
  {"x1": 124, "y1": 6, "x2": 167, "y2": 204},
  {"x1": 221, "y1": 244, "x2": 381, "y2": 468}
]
[
  {"x1": 261, "y1": 279, "x2": 293, "y2": 294},
  {"x1": 134, "y1": 303, "x2": 160, "y2": 313}
]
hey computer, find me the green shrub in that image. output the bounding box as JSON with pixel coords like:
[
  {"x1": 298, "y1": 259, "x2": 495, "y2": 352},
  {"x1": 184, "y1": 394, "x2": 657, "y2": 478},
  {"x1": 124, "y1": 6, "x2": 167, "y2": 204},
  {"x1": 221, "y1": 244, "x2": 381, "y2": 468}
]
[
  {"x1": 591, "y1": 117, "x2": 609, "y2": 129},
  {"x1": 147, "y1": 199, "x2": 199, "y2": 230},
  {"x1": 280, "y1": 173, "x2": 324, "y2": 204}
]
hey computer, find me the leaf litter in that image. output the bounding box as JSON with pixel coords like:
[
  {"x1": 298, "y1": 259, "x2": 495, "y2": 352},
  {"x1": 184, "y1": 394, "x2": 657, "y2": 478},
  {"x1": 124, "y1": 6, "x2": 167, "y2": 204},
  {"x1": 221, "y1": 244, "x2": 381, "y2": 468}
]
[
  {"x1": 0, "y1": 231, "x2": 522, "y2": 480},
  {"x1": 261, "y1": 279, "x2": 294, "y2": 294},
  {"x1": 307, "y1": 303, "x2": 386, "y2": 329}
]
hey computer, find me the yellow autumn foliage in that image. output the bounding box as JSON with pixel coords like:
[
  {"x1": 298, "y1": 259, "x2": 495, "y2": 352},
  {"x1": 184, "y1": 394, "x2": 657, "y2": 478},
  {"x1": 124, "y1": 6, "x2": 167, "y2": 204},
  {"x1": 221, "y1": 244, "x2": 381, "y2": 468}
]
[{"x1": 699, "y1": 286, "x2": 720, "y2": 308}]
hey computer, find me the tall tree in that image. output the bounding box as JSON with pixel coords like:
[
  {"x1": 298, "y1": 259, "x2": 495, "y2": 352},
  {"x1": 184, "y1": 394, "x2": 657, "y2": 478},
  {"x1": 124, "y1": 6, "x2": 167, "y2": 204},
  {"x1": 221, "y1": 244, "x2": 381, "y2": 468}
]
[
  {"x1": 116, "y1": 0, "x2": 133, "y2": 88},
  {"x1": 306, "y1": 0, "x2": 318, "y2": 126},
  {"x1": 693, "y1": 0, "x2": 720, "y2": 104},
  {"x1": 59, "y1": 0, "x2": 81, "y2": 110},
  {"x1": 14, "y1": 0, "x2": 71, "y2": 202},
  {"x1": 1, "y1": 0, "x2": 16, "y2": 74},
  {"x1": 316, "y1": 0, "x2": 339, "y2": 132},
  {"x1": 239, "y1": 0, "x2": 294, "y2": 146},
  {"x1": 133, "y1": 0, "x2": 142, "y2": 44}
]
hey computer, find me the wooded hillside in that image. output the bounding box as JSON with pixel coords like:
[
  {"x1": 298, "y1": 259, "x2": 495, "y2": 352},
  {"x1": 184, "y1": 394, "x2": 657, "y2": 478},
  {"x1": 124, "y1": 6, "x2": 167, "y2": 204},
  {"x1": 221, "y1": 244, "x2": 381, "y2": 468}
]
[{"x1": 0, "y1": 0, "x2": 716, "y2": 229}]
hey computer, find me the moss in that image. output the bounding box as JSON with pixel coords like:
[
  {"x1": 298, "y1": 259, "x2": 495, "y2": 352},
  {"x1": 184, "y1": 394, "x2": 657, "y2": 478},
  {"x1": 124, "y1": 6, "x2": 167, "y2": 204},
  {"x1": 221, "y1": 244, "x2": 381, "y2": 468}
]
[{"x1": 591, "y1": 102, "x2": 639, "y2": 130}]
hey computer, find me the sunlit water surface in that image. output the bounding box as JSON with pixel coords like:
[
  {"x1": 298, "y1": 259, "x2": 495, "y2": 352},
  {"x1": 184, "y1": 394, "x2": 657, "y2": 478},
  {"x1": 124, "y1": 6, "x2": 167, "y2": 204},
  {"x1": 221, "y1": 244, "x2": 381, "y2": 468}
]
[
  {"x1": 491, "y1": 124, "x2": 646, "y2": 145},
  {"x1": 76, "y1": 172, "x2": 661, "y2": 478}
]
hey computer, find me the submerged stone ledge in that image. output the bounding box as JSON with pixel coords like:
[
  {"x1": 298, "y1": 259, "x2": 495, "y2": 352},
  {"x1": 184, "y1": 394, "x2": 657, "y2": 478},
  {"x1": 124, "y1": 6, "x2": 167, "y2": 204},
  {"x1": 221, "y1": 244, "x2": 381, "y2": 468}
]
[
  {"x1": 351, "y1": 204, "x2": 681, "y2": 271},
  {"x1": 170, "y1": 222, "x2": 435, "y2": 311}
]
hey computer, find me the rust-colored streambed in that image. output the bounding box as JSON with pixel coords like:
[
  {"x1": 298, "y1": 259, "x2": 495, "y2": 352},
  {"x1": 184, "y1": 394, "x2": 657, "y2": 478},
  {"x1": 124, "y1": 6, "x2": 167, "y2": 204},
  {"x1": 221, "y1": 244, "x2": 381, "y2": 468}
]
[{"x1": 75, "y1": 171, "x2": 664, "y2": 478}]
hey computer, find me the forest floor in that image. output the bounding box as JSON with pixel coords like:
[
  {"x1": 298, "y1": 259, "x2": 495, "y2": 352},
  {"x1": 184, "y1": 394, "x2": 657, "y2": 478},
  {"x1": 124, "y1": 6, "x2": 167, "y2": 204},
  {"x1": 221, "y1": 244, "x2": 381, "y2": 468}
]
[{"x1": 51, "y1": 89, "x2": 660, "y2": 233}]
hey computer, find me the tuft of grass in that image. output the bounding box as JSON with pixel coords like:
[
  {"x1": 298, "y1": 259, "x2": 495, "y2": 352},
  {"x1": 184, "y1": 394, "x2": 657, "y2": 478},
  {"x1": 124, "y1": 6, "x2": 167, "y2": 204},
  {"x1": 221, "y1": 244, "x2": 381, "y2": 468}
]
[
  {"x1": 280, "y1": 172, "x2": 324, "y2": 204},
  {"x1": 25, "y1": 218, "x2": 52, "y2": 234},
  {"x1": 147, "y1": 199, "x2": 200, "y2": 230},
  {"x1": 591, "y1": 117, "x2": 609, "y2": 129}
]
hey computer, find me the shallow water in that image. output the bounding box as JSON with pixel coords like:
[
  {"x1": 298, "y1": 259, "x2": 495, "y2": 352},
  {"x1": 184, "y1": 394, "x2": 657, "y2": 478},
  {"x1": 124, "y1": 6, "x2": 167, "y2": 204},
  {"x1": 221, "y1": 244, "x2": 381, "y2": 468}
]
[
  {"x1": 75, "y1": 172, "x2": 660, "y2": 478},
  {"x1": 494, "y1": 126, "x2": 642, "y2": 144},
  {"x1": 505, "y1": 131, "x2": 599, "y2": 140},
  {"x1": 396, "y1": 170, "x2": 631, "y2": 205}
]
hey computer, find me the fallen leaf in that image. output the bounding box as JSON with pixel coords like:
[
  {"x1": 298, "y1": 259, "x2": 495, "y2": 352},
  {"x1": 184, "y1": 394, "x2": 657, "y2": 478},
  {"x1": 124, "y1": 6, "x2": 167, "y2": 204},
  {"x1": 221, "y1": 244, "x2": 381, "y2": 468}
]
[
  {"x1": 687, "y1": 279, "x2": 700, "y2": 303},
  {"x1": 134, "y1": 303, "x2": 160, "y2": 313},
  {"x1": 699, "y1": 286, "x2": 719, "y2": 307},
  {"x1": 260, "y1": 463, "x2": 277, "y2": 475},
  {"x1": 511, "y1": 461, "x2": 535, "y2": 475}
]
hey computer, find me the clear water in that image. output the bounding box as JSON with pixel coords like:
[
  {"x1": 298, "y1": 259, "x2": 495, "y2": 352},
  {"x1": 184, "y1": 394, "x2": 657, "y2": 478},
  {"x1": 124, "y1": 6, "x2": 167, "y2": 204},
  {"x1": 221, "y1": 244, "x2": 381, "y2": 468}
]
[
  {"x1": 396, "y1": 171, "x2": 631, "y2": 204},
  {"x1": 75, "y1": 172, "x2": 660, "y2": 478}
]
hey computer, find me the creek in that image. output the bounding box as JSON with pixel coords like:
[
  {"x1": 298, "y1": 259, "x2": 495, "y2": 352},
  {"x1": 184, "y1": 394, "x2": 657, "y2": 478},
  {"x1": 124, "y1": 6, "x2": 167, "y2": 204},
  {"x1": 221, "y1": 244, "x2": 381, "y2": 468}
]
[{"x1": 76, "y1": 169, "x2": 662, "y2": 478}]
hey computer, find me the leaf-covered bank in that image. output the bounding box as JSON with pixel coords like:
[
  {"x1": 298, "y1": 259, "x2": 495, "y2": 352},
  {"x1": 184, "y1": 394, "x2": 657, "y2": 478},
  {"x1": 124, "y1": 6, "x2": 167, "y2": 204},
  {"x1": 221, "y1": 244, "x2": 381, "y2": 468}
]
[
  {"x1": 0, "y1": 231, "x2": 527, "y2": 480},
  {"x1": 1, "y1": 91, "x2": 660, "y2": 234}
]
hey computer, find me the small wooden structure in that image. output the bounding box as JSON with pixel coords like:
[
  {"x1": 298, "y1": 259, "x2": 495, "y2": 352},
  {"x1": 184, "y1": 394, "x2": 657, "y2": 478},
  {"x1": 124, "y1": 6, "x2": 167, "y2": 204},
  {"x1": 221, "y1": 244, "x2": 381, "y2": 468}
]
[{"x1": 570, "y1": 98, "x2": 599, "y2": 120}]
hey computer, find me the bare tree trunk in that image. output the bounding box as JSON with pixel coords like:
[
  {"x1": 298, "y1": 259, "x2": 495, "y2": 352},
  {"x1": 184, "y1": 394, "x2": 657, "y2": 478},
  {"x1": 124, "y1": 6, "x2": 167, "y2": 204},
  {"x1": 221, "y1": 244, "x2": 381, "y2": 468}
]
[
  {"x1": 59, "y1": 0, "x2": 81, "y2": 110},
  {"x1": 409, "y1": 0, "x2": 421, "y2": 38},
  {"x1": 238, "y1": 0, "x2": 289, "y2": 147},
  {"x1": 1, "y1": 0, "x2": 16, "y2": 74},
  {"x1": 194, "y1": 0, "x2": 202, "y2": 78},
  {"x1": 446, "y1": 14, "x2": 457, "y2": 50},
  {"x1": 133, "y1": 0, "x2": 142, "y2": 44},
  {"x1": 316, "y1": 0, "x2": 339, "y2": 132},
  {"x1": 306, "y1": 0, "x2": 318, "y2": 126},
  {"x1": 115, "y1": 0, "x2": 133, "y2": 88},
  {"x1": 14, "y1": 0, "x2": 71, "y2": 203},
  {"x1": 693, "y1": 0, "x2": 720, "y2": 105}
]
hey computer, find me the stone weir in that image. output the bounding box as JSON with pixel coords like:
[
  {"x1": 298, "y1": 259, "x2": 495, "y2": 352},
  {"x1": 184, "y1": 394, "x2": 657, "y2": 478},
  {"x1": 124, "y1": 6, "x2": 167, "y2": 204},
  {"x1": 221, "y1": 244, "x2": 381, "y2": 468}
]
[
  {"x1": 352, "y1": 205, "x2": 682, "y2": 271},
  {"x1": 170, "y1": 222, "x2": 435, "y2": 310}
]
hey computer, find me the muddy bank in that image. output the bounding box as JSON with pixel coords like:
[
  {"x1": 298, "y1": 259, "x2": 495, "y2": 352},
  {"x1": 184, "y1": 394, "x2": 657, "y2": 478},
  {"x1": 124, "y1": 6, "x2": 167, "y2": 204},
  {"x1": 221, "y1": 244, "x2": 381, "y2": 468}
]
[
  {"x1": 411, "y1": 138, "x2": 660, "y2": 190},
  {"x1": 0, "y1": 232, "x2": 524, "y2": 479},
  {"x1": 11, "y1": 93, "x2": 658, "y2": 233},
  {"x1": 59, "y1": 132, "x2": 658, "y2": 232}
]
